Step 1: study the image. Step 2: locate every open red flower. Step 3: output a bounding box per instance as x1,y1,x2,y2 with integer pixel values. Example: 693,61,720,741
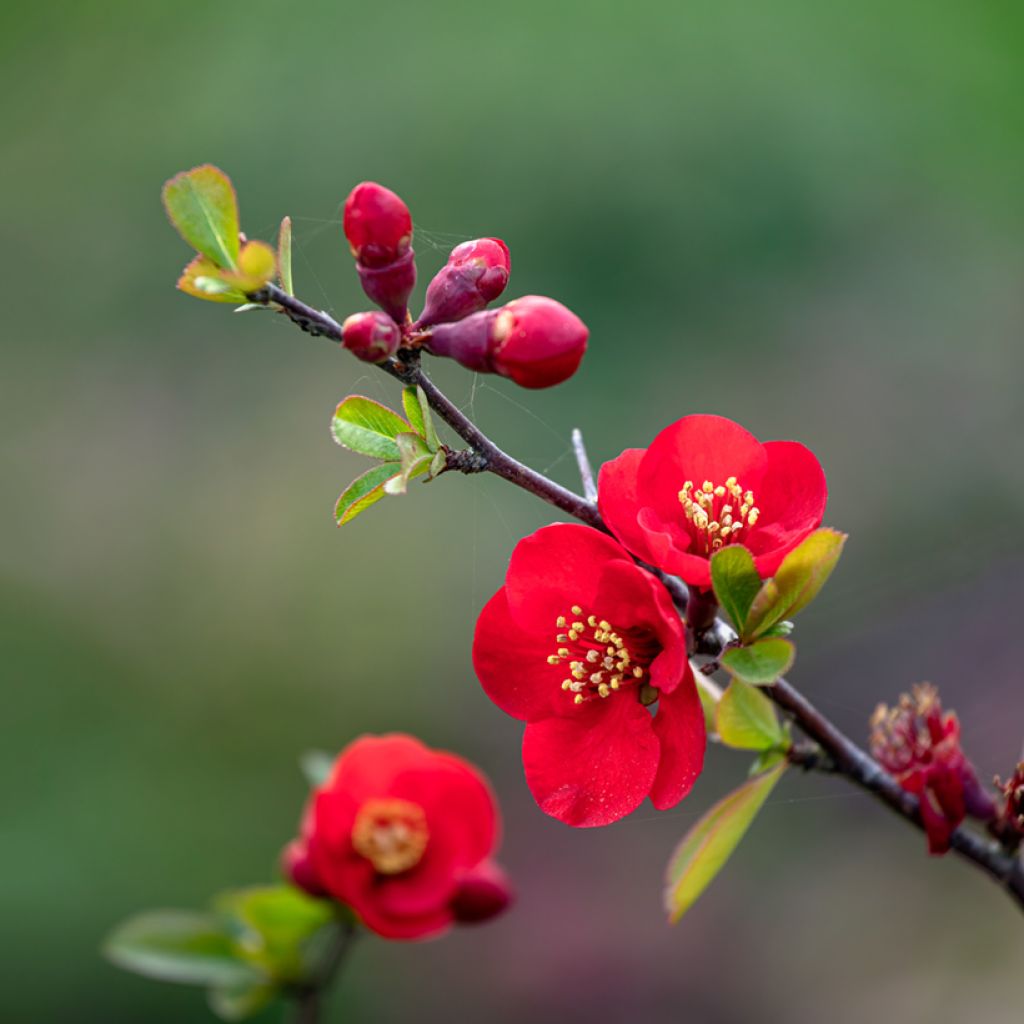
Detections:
282,734,512,939
598,414,827,590
870,685,996,855
472,524,705,827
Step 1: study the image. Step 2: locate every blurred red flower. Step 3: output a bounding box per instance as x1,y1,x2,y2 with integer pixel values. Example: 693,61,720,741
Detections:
473,524,705,827
598,414,827,590
870,684,996,854
283,734,511,939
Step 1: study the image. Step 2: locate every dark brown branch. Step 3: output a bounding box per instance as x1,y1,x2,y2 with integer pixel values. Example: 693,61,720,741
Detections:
254,282,1024,915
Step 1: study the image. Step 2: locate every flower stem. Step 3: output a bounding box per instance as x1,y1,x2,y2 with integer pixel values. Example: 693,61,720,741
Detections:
288,918,358,1024
253,281,1024,916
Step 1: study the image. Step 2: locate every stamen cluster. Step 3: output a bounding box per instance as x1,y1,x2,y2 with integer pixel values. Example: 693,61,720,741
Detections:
678,477,760,554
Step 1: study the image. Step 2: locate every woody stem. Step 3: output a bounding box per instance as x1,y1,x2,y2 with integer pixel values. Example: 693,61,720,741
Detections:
254,282,1024,915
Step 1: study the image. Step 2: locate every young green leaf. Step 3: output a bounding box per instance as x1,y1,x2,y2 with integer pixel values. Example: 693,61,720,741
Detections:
299,749,334,788
429,448,447,478
749,747,788,777
162,165,240,269
335,462,401,525
694,671,723,738
720,637,795,685
220,240,276,293
746,529,847,638
177,256,248,305
402,386,427,437
331,396,409,460
277,216,293,295
716,678,787,751
208,980,277,1022
383,433,432,496
710,545,762,635
103,910,260,988
664,762,786,923
417,386,439,451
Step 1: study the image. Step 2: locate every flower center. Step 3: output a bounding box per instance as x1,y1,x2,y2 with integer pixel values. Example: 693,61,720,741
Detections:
546,604,659,704
678,477,760,555
351,798,429,875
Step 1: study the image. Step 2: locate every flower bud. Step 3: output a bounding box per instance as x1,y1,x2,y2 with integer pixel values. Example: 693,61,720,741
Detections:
425,295,587,389
417,238,511,327
341,311,401,363
343,182,413,268
281,834,326,897
450,861,514,924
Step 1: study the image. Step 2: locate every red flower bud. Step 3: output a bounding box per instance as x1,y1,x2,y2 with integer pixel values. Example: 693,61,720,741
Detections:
341,311,401,363
343,182,413,268
450,860,514,923
425,295,587,388
417,238,511,327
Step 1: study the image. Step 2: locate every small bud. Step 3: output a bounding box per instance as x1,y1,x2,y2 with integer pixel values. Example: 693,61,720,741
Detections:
341,311,401,363
281,838,327,898
417,238,511,327
450,860,514,924
343,182,413,268
425,295,587,388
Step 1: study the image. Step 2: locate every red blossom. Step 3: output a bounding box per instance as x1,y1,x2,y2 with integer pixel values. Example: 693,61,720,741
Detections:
472,524,705,827
417,237,511,327
870,684,996,855
343,182,413,268
598,414,827,590
282,734,511,939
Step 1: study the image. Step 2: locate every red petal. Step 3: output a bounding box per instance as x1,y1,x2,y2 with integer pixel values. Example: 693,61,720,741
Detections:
473,588,565,722
522,698,659,827
650,669,706,810
637,415,768,527
598,449,659,565
503,523,634,631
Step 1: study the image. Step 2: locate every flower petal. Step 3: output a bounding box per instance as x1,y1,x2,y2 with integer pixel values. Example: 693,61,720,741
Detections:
597,448,659,564
522,698,659,827
650,669,706,810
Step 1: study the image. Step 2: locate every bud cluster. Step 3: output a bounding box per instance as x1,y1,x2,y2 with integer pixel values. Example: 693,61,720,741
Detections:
340,181,588,387
870,684,996,854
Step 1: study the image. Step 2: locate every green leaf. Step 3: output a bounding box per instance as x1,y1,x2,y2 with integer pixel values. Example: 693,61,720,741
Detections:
220,240,276,293
746,529,847,639
693,671,723,737
417,386,439,451
383,432,432,495
710,545,762,635
716,678,787,751
720,637,795,685
278,216,293,295
104,910,260,988
749,747,788,776
215,886,335,985
177,256,247,305
335,462,401,525
299,749,334,788
664,762,786,923
162,165,240,269
758,621,794,639
429,448,447,478
331,396,409,460
402,386,426,437
209,981,277,1021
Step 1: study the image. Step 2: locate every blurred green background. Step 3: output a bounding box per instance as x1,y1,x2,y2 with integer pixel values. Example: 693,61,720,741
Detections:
3,1,1023,1020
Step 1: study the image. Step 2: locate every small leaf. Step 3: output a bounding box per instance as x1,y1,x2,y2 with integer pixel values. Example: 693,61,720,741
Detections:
664,762,785,923
208,981,277,1022
720,637,795,685
749,747,788,776
716,678,787,751
710,545,762,636
162,165,240,269
417,386,439,451
278,216,293,295
335,462,401,525
693,670,723,737
402,386,427,437
383,434,432,495
177,256,247,305
104,910,260,988
331,396,409,460
221,240,276,293
758,621,794,639
746,529,847,638
299,749,334,788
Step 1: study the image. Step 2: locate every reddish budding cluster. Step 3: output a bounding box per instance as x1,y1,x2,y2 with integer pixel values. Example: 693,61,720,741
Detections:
870,684,996,854
340,182,588,388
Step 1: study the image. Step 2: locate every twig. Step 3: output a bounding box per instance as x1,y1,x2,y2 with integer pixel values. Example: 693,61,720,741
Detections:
288,918,358,1024
254,281,1024,914
571,428,598,502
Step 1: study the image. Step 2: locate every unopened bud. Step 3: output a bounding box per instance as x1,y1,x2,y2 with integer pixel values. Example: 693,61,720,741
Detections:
343,182,412,267
450,860,514,924
417,238,510,327
341,311,401,363
425,295,587,389
281,838,327,898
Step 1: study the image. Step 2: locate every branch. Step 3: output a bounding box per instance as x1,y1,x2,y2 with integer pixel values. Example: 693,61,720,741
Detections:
255,282,1024,914
288,918,357,1024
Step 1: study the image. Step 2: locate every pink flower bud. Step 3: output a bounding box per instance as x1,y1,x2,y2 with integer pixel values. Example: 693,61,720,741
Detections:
281,837,327,898
450,861,514,924
343,182,413,268
417,238,511,327
425,295,587,389
341,311,401,363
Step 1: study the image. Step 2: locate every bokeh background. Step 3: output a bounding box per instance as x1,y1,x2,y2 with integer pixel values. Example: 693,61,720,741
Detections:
4,2,1023,1021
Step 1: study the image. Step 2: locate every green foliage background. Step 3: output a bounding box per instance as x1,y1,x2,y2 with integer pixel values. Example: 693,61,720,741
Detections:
3,2,1022,1020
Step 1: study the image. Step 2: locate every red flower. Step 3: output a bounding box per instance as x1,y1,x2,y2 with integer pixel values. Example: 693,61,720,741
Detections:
472,524,705,827
598,414,827,590
282,734,512,939
343,182,413,268
870,685,996,855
